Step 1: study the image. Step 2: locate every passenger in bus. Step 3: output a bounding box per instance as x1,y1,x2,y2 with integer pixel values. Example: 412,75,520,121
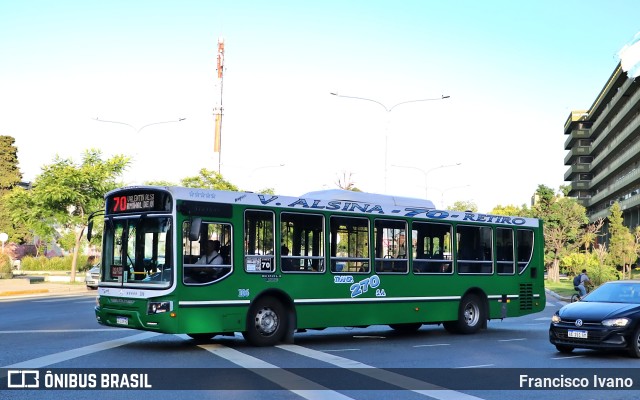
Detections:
281,245,295,271
196,240,223,265
394,232,407,259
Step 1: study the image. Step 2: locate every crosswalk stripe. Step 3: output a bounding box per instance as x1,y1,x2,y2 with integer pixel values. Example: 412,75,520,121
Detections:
199,343,355,400
278,344,486,400
3,331,160,369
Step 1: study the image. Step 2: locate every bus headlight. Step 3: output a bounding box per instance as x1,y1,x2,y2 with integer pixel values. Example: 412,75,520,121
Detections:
147,301,173,315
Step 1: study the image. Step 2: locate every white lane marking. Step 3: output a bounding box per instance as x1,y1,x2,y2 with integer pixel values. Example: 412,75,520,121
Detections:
497,338,526,342
199,343,355,400
3,331,160,369
551,355,585,360
0,328,118,334
31,297,93,303
455,364,495,369
413,344,451,348
278,344,486,400
323,348,360,352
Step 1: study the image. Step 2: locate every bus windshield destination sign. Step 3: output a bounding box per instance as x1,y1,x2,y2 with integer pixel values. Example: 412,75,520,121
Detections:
112,193,155,213
106,190,171,215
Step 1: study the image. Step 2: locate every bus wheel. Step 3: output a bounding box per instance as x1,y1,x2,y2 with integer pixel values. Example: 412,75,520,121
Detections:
444,294,484,334
389,323,422,333
243,297,286,346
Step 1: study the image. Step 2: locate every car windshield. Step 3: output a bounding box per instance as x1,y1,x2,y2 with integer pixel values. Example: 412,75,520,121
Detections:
584,282,640,304
102,216,173,288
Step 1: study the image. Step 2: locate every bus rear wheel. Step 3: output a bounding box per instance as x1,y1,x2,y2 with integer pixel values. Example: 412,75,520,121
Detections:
243,297,287,346
443,293,484,334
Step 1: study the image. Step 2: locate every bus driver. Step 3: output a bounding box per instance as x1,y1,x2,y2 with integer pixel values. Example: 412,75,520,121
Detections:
196,240,224,265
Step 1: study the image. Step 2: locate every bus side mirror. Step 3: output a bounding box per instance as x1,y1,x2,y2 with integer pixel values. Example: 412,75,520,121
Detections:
87,220,94,241
189,217,202,241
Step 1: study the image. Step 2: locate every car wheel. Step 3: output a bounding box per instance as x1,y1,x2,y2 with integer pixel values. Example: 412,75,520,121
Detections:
627,327,640,358
242,297,287,346
555,344,574,354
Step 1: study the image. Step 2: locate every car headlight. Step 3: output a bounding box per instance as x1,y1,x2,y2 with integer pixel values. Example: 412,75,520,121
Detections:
551,314,562,324
602,318,630,327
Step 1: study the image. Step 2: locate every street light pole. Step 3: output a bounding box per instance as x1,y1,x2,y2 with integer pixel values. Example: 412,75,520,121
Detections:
330,93,450,192
93,117,186,133
431,184,471,209
392,162,461,199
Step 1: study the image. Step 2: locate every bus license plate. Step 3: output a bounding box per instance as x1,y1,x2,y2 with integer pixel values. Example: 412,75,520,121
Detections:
568,330,587,339
116,316,128,326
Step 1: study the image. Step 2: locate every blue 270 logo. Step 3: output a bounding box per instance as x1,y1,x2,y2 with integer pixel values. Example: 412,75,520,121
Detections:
350,275,381,298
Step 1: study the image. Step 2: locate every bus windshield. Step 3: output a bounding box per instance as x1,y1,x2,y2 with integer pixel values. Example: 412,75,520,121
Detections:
102,216,173,288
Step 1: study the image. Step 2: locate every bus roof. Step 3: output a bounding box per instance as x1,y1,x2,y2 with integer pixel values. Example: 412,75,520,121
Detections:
108,186,540,228
301,189,436,209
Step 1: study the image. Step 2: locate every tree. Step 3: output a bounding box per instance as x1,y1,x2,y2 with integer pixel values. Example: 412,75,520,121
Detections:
180,168,239,191
578,218,604,253
0,136,29,243
5,149,129,281
608,202,637,279
448,200,477,212
335,171,361,192
531,185,588,283
489,204,531,217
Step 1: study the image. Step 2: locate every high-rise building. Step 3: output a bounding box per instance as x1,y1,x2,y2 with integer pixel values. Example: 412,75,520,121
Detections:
564,63,640,235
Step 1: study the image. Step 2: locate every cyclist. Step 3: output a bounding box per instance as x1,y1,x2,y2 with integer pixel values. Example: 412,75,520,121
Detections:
573,269,592,300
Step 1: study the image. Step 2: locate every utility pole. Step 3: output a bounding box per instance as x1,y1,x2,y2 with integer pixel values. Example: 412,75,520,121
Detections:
214,37,225,173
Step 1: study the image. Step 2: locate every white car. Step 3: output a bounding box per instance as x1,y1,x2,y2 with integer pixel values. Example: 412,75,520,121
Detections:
85,265,100,289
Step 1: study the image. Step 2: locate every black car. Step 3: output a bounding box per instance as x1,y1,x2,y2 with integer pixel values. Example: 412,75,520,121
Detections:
549,280,640,358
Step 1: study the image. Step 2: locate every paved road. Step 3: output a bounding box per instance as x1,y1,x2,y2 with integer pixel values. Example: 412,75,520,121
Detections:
2,291,640,400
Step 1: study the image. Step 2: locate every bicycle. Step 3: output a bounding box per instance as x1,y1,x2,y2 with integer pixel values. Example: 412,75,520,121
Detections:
570,285,591,303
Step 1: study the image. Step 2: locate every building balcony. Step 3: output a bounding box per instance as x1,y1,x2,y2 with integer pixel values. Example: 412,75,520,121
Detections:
564,146,591,165
591,80,640,154
564,128,592,149
583,168,640,208
588,139,640,188
588,70,630,139
588,192,640,222
564,164,591,181
590,114,640,172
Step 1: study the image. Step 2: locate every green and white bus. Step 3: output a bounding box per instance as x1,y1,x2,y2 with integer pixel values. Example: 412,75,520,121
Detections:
90,186,545,346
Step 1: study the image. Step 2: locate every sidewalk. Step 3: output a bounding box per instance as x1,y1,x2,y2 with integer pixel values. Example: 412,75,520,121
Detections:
0,276,92,299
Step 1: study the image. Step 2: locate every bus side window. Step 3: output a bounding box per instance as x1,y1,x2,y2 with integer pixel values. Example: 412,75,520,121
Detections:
411,222,452,274
516,229,534,273
456,225,493,274
244,210,275,273
280,212,325,273
330,216,369,273
182,221,233,285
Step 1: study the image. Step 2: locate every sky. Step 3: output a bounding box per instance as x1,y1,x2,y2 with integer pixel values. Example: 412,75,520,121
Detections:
1,0,639,213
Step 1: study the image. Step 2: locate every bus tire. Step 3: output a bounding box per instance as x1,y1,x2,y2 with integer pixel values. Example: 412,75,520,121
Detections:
389,323,422,333
243,297,286,346
444,293,484,334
